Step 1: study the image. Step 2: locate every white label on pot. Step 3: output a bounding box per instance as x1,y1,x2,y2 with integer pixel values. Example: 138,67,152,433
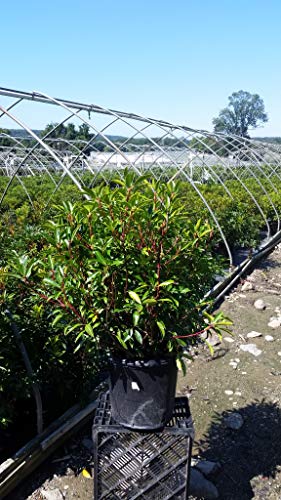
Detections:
131,381,140,391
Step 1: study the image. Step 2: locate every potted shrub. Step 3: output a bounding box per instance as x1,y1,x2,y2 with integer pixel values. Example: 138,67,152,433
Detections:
10,172,231,430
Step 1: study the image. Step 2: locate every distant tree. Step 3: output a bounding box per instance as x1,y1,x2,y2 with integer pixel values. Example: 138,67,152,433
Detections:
40,123,63,140
0,128,13,148
77,123,91,141
40,122,94,152
65,123,77,141
189,136,216,153
213,90,268,138
189,134,238,157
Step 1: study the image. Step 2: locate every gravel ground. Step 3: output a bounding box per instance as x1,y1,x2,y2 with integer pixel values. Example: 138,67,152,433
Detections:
5,245,281,499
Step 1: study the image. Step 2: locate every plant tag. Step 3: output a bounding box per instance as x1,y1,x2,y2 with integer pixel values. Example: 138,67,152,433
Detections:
131,381,140,391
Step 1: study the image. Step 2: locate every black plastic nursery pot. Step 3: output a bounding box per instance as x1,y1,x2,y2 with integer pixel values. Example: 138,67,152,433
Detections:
109,357,178,431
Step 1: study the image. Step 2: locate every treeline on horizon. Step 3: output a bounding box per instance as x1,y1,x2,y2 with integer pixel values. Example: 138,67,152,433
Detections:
0,124,189,151
0,124,280,155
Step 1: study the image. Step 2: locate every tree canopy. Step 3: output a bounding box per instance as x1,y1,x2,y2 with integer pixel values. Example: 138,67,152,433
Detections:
213,90,268,138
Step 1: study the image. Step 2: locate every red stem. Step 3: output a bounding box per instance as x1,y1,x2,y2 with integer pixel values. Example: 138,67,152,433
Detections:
174,323,214,339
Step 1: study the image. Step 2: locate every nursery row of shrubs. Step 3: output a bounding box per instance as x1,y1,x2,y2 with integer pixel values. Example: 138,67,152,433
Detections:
1,167,281,258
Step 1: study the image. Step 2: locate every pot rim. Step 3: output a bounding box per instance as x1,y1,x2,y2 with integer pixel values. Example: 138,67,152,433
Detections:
110,356,177,368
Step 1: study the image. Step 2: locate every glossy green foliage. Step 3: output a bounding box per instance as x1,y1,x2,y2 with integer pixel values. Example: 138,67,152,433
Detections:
8,173,231,364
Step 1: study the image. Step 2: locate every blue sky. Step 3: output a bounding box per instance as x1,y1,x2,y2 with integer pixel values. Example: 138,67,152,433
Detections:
1,0,281,136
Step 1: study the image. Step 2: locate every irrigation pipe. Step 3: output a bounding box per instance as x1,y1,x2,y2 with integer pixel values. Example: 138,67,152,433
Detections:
206,230,281,306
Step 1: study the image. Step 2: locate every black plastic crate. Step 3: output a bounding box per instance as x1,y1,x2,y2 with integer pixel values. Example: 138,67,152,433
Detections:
92,391,194,499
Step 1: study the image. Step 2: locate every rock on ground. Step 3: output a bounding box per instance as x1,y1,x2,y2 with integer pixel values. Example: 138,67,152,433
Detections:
241,281,254,291
41,489,64,500
268,317,281,328
247,331,263,338
254,299,266,310
224,412,244,430
239,344,262,356
265,335,274,342
189,468,219,499
194,459,221,477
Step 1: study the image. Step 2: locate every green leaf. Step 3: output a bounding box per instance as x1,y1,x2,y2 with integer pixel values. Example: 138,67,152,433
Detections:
133,311,140,326
156,320,166,338
43,278,62,289
205,340,214,356
74,342,83,353
203,311,214,322
158,298,174,304
48,255,54,269
52,313,64,327
141,247,150,256
116,332,128,350
158,280,175,287
143,298,157,305
85,323,94,336
175,338,187,347
112,259,123,266
176,357,187,376
128,291,142,304
134,330,143,344
66,323,82,334
26,261,40,278
95,251,107,266
167,340,173,352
